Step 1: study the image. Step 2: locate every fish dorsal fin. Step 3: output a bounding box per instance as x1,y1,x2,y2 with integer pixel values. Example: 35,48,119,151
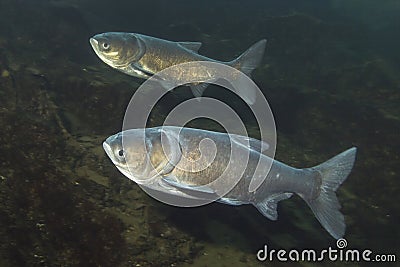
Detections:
230,134,270,153
178,42,202,53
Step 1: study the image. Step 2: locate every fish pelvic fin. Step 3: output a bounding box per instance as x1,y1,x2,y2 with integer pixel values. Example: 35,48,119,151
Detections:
190,83,209,98
229,39,267,77
303,147,357,239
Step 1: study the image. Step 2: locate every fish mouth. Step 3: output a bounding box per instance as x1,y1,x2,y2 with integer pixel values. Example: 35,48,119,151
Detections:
89,37,99,48
103,141,133,178
102,141,125,169
102,141,149,184
102,141,124,168
89,37,105,60
102,141,113,160
89,37,124,68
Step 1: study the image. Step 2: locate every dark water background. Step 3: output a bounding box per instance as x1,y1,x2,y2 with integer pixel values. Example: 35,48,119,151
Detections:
0,0,399,266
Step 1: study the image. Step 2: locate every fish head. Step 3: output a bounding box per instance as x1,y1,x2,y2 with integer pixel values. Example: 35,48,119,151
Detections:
103,129,152,183
103,128,182,184
90,32,145,69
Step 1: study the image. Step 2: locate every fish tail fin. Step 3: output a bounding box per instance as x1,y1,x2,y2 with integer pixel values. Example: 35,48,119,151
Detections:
225,39,266,105
302,147,357,239
229,39,267,77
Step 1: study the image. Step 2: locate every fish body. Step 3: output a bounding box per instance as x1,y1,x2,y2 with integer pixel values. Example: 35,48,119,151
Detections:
103,126,357,239
90,33,267,104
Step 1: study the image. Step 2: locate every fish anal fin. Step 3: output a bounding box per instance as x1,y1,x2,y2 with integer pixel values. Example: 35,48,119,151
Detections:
254,193,293,220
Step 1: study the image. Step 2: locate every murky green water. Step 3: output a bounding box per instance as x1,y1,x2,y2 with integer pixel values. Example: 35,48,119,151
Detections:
0,0,398,266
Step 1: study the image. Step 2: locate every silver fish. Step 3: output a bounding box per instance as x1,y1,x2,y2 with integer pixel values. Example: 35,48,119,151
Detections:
90,32,267,104
103,126,357,239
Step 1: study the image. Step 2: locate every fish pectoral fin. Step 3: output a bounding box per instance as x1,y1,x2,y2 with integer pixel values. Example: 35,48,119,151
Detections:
178,41,202,53
230,134,270,153
127,63,152,79
254,193,293,220
162,176,215,194
190,83,209,98
218,197,246,206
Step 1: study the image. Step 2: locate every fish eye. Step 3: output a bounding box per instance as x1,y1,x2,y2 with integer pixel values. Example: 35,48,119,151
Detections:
118,149,124,157
102,42,110,50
